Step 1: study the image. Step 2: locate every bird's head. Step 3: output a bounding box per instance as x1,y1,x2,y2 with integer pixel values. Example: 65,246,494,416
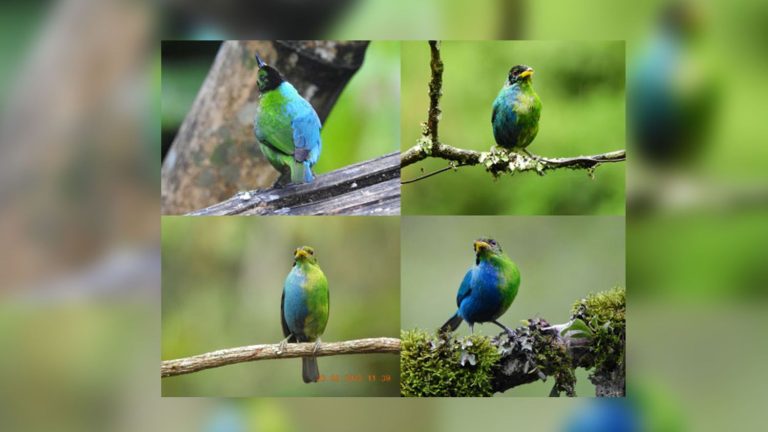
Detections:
255,53,284,93
507,65,534,86
474,237,503,263
294,246,318,265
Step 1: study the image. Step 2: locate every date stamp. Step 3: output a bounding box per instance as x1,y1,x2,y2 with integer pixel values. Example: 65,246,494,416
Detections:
316,374,393,383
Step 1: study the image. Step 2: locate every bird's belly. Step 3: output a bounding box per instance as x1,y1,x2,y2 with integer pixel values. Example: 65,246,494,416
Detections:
283,285,310,337
459,269,504,323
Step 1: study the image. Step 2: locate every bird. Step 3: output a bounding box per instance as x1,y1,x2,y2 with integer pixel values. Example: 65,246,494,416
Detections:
491,65,542,158
440,238,521,335
280,246,329,383
628,2,715,166
253,53,322,186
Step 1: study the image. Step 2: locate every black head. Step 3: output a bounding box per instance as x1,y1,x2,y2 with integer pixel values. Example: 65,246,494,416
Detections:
255,53,284,93
474,237,503,263
507,65,534,85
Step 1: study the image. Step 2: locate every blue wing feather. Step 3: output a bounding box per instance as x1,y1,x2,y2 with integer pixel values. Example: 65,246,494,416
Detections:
277,83,321,183
455,269,473,308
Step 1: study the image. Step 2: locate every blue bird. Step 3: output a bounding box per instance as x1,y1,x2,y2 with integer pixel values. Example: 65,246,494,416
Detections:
441,238,521,335
628,2,715,165
253,54,322,186
492,65,542,158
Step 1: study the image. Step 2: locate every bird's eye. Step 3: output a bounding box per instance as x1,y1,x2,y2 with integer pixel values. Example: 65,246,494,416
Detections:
490,240,496,245
309,250,314,255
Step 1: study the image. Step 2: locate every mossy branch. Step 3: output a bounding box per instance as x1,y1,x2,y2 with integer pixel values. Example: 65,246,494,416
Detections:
401,287,625,397
162,337,400,378
400,40,626,183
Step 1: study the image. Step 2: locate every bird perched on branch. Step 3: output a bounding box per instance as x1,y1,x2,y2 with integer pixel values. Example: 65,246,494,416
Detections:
254,53,322,186
441,238,521,335
280,246,329,383
492,65,542,158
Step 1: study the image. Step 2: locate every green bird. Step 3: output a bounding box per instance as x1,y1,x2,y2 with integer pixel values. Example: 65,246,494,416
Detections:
492,65,542,157
280,246,329,383
253,54,322,186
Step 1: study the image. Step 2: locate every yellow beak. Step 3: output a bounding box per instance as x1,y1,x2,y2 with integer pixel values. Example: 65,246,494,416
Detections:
294,249,310,260
518,68,534,79
474,241,491,253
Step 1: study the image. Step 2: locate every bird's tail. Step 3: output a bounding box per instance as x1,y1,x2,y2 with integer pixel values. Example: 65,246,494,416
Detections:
440,312,463,333
291,161,315,184
302,356,319,383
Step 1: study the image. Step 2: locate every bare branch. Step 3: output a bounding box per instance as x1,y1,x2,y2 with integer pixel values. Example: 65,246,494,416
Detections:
426,40,444,144
187,152,400,216
400,40,626,182
162,337,401,378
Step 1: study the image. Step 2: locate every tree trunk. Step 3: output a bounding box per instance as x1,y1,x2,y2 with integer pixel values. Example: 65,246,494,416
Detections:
161,40,369,214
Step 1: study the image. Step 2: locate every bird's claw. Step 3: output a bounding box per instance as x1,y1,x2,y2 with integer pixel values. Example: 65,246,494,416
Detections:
277,337,290,354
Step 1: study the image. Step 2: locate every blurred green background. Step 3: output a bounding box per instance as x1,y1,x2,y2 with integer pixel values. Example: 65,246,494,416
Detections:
160,41,400,174
161,217,400,396
401,216,625,396
3,0,768,430
401,41,626,215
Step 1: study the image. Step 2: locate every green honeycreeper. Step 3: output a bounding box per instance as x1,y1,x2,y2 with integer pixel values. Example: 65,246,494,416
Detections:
492,65,542,157
280,246,329,383
253,54,322,186
441,238,521,335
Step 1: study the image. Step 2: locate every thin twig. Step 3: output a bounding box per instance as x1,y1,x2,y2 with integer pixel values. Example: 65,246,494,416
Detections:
161,337,400,378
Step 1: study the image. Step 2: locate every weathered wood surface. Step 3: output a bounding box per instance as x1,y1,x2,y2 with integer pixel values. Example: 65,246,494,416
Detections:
187,151,400,216
161,40,369,214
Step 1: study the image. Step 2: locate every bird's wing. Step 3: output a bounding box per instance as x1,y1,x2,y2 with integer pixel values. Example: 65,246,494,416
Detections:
280,289,293,339
455,269,473,307
290,99,322,165
254,105,296,157
492,100,499,125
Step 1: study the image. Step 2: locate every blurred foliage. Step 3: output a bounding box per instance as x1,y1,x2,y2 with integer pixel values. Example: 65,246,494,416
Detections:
401,216,625,396
629,211,768,301
160,41,400,173
161,217,400,396
0,1,47,104
317,41,400,173
401,41,626,215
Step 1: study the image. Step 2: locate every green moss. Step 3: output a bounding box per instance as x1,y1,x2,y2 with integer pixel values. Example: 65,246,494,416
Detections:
400,329,500,397
571,286,626,378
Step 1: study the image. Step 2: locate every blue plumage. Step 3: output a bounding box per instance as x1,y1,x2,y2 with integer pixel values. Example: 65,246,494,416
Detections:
254,54,322,186
282,267,310,335
491,65,541,154
455,260,504,326
441,238,521,335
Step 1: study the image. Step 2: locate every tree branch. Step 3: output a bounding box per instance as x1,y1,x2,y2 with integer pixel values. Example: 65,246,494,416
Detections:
401,287,625,397
400,40,626,182
162,337,400,378
186,152,400,216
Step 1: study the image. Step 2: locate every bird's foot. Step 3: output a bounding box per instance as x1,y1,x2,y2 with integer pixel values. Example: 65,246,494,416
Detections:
521,149,540,161
277,336,291,354
312,338,322,355
492,320,515,338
